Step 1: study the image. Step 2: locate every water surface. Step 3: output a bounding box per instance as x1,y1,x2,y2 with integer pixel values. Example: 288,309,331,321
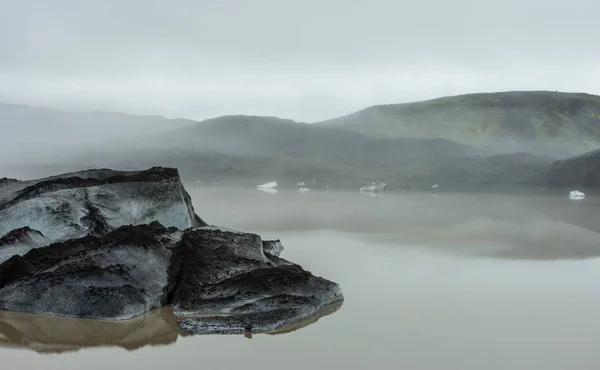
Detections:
3,189,600,369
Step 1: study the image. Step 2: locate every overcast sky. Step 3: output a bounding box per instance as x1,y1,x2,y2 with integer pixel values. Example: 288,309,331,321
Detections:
1,0,599,122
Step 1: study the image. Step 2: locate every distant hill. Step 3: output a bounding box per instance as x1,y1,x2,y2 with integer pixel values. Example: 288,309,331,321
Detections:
547,148,600,187
11,114,558,192
4,100,600,192
320,91,600,156
0,103,193,163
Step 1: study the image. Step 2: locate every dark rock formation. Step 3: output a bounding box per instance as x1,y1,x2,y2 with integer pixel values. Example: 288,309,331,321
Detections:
0,177,18,185
0,167,342,334
0,227,44,247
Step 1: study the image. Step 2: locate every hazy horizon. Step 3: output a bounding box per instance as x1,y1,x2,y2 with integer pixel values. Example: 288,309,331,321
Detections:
3,89,596,124
2,0,599,122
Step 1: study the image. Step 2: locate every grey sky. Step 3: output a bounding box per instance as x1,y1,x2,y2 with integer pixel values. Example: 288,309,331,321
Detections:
1,0,599,122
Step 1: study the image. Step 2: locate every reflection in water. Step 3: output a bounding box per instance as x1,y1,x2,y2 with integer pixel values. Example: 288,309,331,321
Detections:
0,303,342,353
191,188,600,260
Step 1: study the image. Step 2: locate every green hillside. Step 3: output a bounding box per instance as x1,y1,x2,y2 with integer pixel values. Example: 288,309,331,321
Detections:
321,91,600,156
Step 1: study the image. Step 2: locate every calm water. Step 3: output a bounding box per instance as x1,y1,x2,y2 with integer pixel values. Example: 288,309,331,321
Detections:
3,188,600,369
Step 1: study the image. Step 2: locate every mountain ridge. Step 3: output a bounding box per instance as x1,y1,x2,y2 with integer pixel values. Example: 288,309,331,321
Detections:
319,91,600,156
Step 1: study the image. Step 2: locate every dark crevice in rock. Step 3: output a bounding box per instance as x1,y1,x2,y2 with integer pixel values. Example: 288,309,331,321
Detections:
0,255,36,288
80,189,111,236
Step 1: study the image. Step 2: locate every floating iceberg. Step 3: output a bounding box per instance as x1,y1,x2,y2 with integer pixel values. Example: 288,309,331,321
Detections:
297,182,305,186
432,184,439,188
298,188,310,193
0,167,343,326
257,181,278,194
257,181,278,189
569,190,585,200
359,182,387,193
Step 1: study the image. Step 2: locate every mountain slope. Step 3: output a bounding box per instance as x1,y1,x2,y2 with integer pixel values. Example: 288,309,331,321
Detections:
3,103,599,192
321,91,600,156
547,148,600,187
13,115,555,192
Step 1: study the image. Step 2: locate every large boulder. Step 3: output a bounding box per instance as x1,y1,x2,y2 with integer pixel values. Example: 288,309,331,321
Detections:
0,167,206,260
0,167,342,334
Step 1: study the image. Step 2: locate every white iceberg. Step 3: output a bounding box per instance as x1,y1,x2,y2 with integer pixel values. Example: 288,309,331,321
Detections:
569,190,585,200
432,184,439,188
257,181,278,189
359,182,387,193
297,182,305,186
298,188,310,193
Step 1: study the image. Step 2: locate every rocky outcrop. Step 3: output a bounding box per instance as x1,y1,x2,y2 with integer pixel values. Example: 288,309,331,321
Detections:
0,177,18,185
0,167,342,334
0,167,206,245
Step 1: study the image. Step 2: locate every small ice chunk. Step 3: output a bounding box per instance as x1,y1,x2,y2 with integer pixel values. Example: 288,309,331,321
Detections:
297,182,305,186
432,184,439,188
569,190,585,200
257,181,278,189
298,188,310,193
359,182,387,192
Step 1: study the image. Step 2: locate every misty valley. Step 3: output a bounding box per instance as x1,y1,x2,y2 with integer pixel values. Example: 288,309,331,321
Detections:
2,91,600,370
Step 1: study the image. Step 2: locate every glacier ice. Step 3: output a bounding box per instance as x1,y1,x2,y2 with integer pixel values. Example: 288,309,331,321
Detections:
0,167,343,328
298,188,310,193
359,182,387,192
257,181,278,189
569,190,585,200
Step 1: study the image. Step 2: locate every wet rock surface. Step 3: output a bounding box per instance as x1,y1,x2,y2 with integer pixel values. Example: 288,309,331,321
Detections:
0,167,343,333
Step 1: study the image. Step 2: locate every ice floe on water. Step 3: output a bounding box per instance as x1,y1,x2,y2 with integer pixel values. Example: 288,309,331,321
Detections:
257,181,278,189
569,190,585,200
257,181,278,194
359,182,387,193
298,188,310,193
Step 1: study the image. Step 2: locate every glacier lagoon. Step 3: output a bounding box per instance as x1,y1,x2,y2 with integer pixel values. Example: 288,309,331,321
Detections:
2,188,600,369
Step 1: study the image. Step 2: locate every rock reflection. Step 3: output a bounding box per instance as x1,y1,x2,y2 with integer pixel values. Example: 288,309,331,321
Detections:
0,303,342,353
